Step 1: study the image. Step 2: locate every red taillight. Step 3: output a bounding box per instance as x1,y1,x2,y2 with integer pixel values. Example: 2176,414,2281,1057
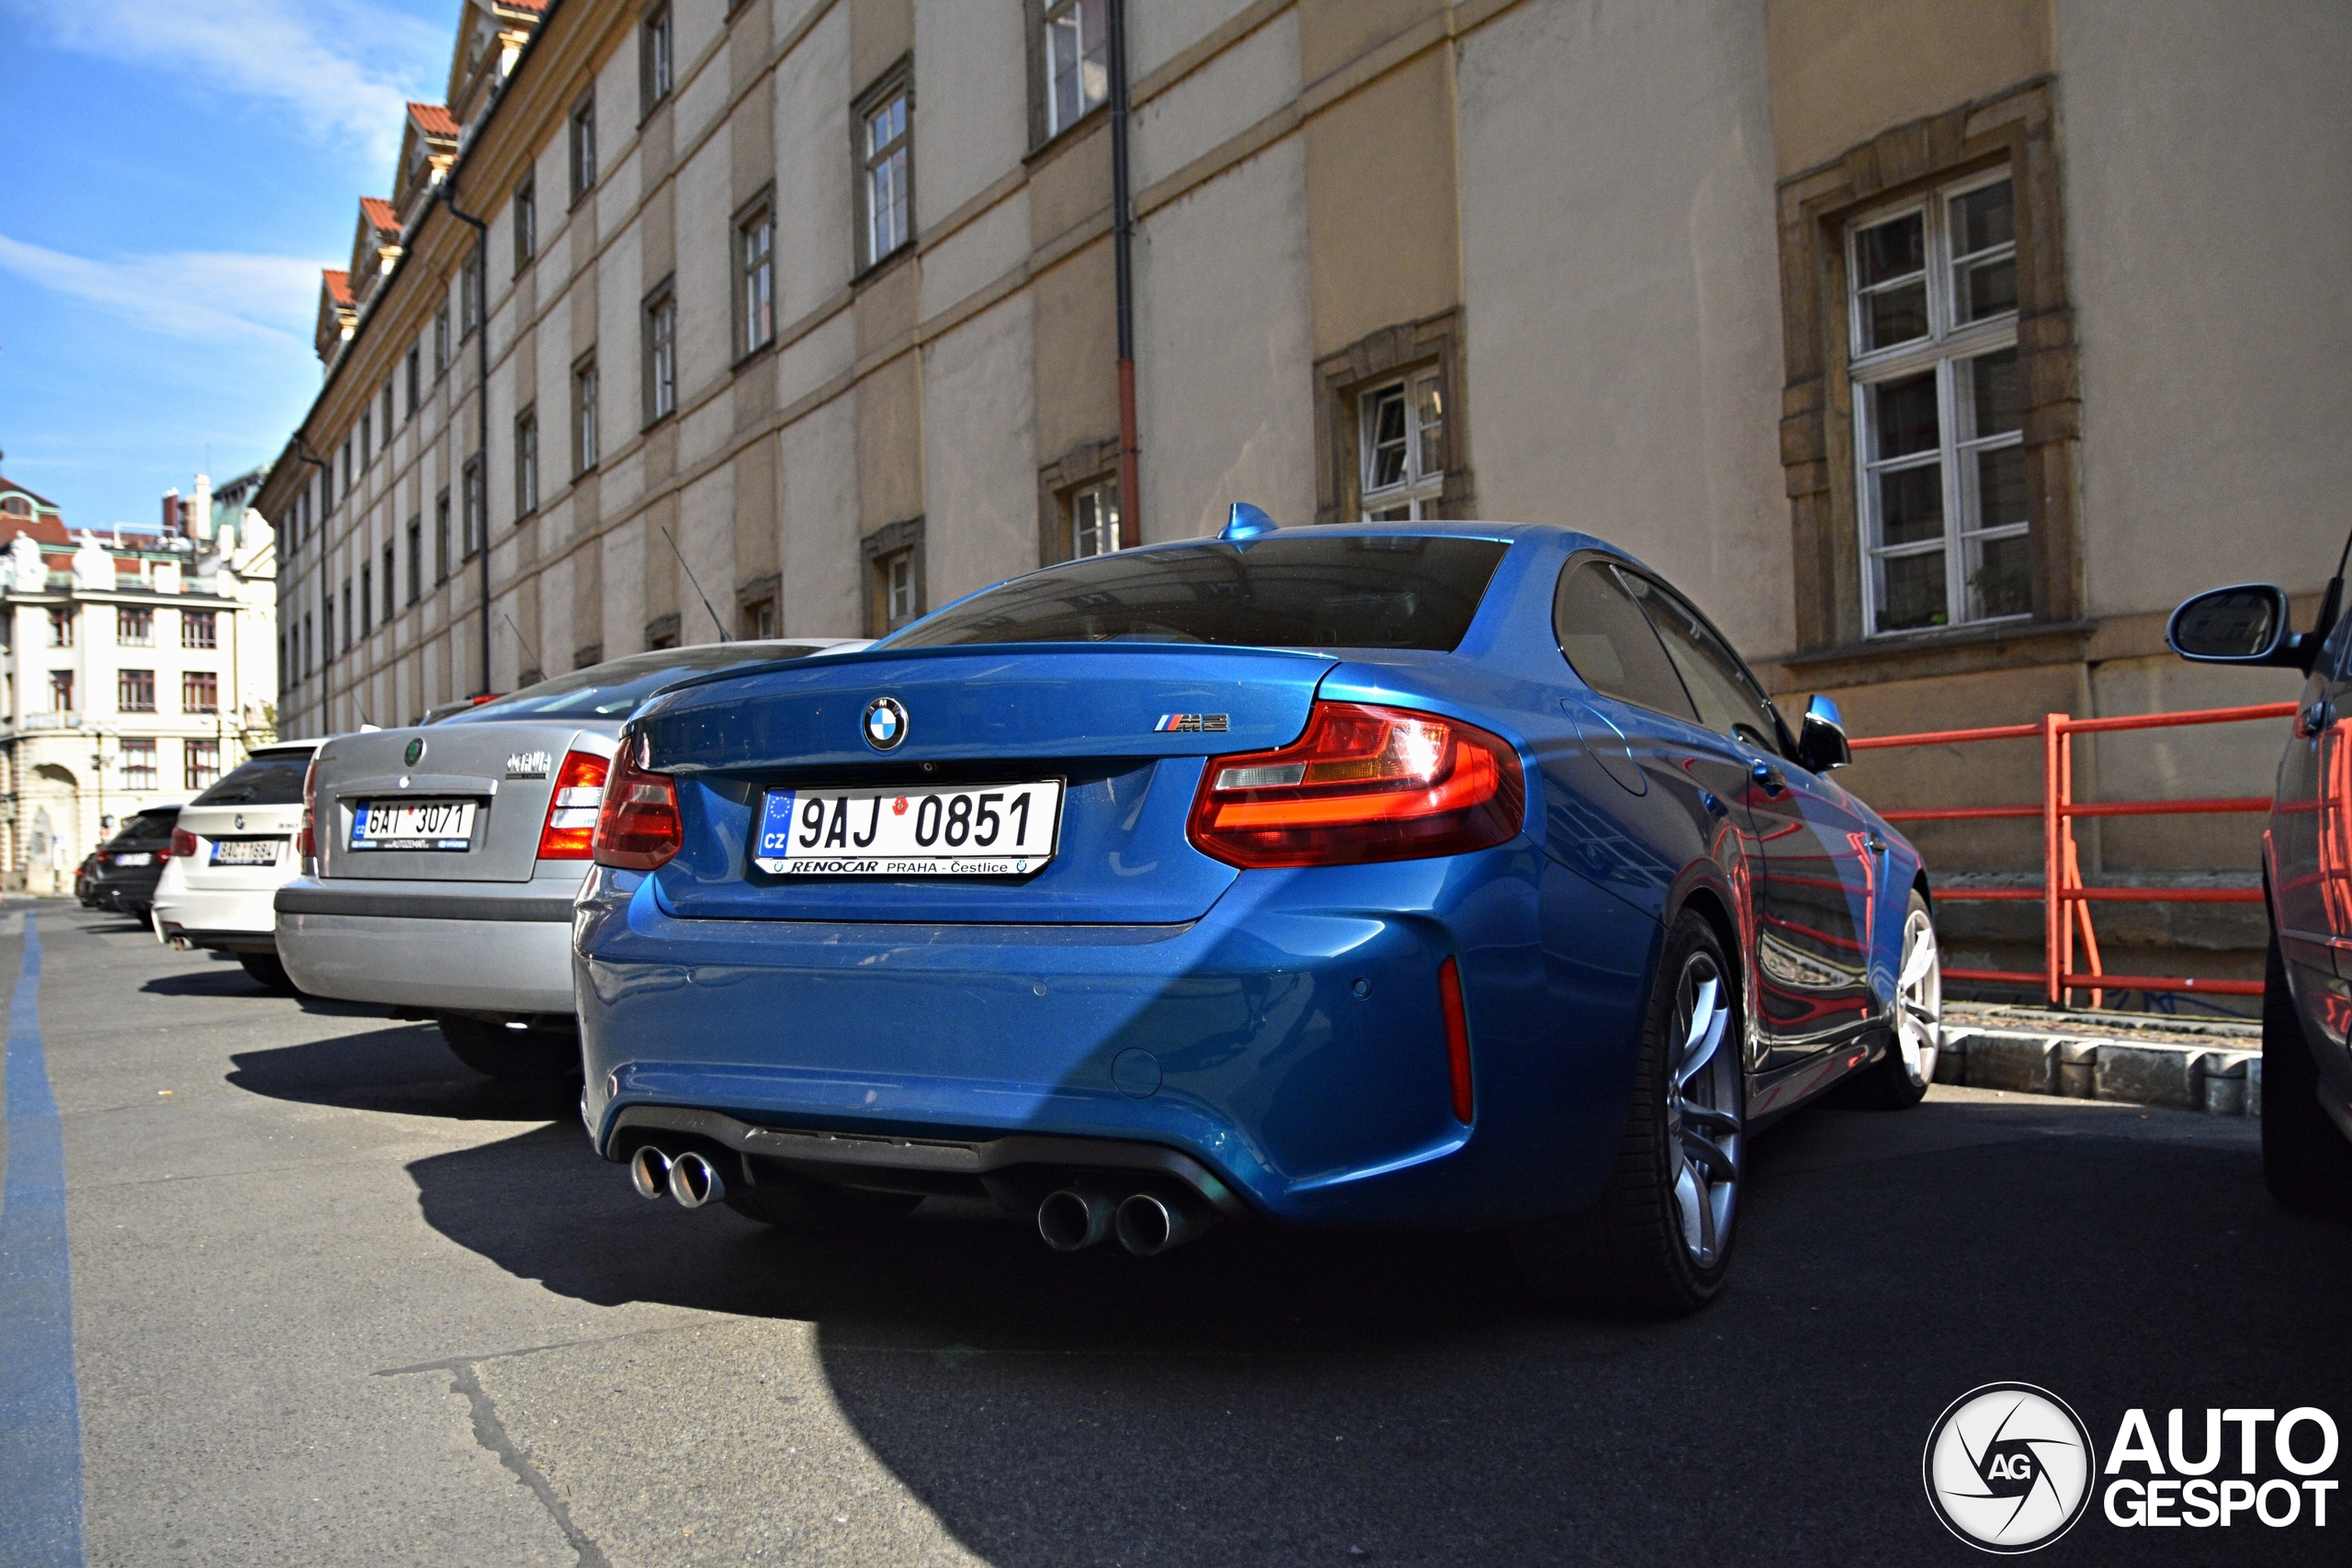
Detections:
537,750,611,861
295,755,318,860
1185,702,1525,868
168,829,198,860
1437,955,1474,1123
591,739,681,871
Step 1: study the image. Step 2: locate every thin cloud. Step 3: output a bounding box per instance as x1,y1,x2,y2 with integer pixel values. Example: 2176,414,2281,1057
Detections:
15,0,448,171
0,231,318,345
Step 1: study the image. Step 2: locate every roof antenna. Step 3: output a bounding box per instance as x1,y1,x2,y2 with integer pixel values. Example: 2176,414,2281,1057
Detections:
502,611,543,678
1220,502,1277,541
661,526,731,642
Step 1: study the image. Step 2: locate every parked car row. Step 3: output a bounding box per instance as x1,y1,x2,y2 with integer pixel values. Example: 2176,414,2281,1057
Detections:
86,515,1984,1314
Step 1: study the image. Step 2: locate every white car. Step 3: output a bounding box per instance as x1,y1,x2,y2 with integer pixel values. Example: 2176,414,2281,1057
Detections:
153,739,323,991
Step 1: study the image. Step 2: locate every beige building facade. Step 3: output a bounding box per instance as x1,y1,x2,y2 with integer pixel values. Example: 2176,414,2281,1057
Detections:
260,0,2350,990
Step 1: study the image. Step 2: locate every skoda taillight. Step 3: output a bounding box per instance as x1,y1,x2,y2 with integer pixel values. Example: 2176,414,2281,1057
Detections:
591,739,681,871
295,754,319,860
537,750,612,861
1186,702,1524,869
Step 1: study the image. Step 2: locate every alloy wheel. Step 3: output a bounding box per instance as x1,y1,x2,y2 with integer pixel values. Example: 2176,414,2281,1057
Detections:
1666,951,1742,1269
1894,906,1942,1089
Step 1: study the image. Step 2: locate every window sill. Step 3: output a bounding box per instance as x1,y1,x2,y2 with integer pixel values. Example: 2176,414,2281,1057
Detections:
730,337,775,375
852,243,915,293
1771,617,2094,689
1025,102,1109,168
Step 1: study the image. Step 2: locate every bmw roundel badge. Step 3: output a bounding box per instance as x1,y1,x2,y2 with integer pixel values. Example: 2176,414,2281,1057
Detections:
863,696,909,751
403,738,425,766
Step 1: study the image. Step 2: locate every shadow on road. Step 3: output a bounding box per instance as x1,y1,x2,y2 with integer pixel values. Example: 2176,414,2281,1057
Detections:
227,1028,583,1122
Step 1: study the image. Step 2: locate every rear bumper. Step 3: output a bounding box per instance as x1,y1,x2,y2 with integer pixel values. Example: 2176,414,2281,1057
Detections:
276,875,582,1013
574,850,1659,1229
153,885,280,949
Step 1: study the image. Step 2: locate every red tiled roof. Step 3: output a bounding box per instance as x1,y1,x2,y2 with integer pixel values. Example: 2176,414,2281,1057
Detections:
0,475,59,512
408,101,460,139
502,0,549,14
322,269,353,306
359,197,400,232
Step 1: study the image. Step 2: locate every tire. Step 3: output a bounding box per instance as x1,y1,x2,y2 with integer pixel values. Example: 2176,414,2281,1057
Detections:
2260,934,2352,1217
1513,908,1744,1315
722,1165,924,1231
238,952,300,994
437,1016,583,1083
1834,890,1940,1111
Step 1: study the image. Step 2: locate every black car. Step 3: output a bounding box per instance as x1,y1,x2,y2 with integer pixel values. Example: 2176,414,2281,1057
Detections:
2169,556,2352,1216
87,805,181,923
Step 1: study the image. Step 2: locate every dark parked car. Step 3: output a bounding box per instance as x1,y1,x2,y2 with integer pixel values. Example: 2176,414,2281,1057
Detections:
2170,568,2352,1215
86,805,182,923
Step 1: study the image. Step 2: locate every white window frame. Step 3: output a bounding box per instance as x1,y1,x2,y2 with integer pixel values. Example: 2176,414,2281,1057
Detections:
646,287,677,422
1358,368,1445,521
739,207,775,355
861,83,911,267
1848,168,2024,637
885,551,915,626
1069,479,1120,558
573,355,600,474
1044,0,1110,137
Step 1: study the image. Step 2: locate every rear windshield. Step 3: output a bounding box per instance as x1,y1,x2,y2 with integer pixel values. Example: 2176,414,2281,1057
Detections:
191,753,311,807
122,810,177,842
435,643,834,725
888,536,1510,651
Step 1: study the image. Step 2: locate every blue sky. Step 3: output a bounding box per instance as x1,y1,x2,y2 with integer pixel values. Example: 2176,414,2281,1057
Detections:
0,0,461,530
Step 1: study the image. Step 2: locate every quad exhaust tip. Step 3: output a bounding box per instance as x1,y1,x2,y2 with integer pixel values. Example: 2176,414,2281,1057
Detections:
628,1145,672,1200
1036,1185,1216,1256
667,1150,726,1209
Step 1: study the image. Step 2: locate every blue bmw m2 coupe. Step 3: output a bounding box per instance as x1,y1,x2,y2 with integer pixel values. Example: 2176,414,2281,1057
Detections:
573,515,1942,1314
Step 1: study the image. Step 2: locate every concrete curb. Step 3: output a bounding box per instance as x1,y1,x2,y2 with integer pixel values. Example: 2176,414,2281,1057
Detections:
1934,1027,2262,1117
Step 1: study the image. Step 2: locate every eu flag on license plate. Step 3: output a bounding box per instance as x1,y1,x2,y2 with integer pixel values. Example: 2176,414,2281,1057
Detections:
757,790,798,858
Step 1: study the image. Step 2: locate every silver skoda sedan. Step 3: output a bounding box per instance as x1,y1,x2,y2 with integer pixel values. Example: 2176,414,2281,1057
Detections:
276,640,857,1079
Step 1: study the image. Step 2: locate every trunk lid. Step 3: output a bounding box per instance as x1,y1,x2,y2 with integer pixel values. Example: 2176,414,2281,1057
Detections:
639,645,1336,923
314,722,610,883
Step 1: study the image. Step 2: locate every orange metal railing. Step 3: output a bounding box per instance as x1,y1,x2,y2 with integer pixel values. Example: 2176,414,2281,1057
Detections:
1849,702,2298,1007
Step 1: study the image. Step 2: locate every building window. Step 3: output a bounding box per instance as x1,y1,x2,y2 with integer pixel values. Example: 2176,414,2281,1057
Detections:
360,563,373,635
49,671,74,712
1044,0,1110,136
736,200,775,356
515,406,539,516
120,739,156,792
360,410,373,468
184,740,220,792
1359,370,1446,521
382,380,394,440
119,668,155,714
382,543,396,622
641,4,673,114
573,353,600,473
435,301,450,372
340,581,352,649
182,609,218,649
884,553,916,626
406,516,423,604
861,517,925,636
1849,173,2023,635
513,177,537,272
859,73,912,267
644,279,677,423
570,91,598,202
183,671,219,714
460,249,484,336
741,597,778,640
1070,479,1120,558
406,344,422,415
302,613,313,677
435,488,452,580
462,458,485,558
46,608,73,647
116,606,153,647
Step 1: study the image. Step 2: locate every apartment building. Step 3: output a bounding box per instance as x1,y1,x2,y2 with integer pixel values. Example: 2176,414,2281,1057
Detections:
0,471,279,888
259,0,2348,987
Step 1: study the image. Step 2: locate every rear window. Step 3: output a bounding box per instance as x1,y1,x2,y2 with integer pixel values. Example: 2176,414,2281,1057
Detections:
124,810,177,841
888,536,1510,651
191,753,311,807
435,643,834,725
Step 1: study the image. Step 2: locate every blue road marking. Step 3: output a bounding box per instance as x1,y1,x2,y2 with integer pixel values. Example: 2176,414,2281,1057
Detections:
0,910,85,1568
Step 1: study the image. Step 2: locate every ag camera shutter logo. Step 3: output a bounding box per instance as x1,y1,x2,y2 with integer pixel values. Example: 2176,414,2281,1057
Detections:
1923,1383,2096,1553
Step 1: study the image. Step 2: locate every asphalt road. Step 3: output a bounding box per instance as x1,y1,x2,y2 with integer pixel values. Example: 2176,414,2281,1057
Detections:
6,898,2349,1567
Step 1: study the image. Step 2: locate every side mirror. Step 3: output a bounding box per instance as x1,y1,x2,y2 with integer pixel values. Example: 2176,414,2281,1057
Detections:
2165,583,2312,670
1796,694,1851,773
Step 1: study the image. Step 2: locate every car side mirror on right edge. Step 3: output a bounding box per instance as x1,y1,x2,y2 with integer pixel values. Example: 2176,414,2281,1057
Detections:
2166,583,2316,671
1795,694,1851,773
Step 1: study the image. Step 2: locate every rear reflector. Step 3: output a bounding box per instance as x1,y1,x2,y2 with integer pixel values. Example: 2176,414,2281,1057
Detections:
1437,955,1474,1124
1186,701,1524,868
168,829,198,860
591,739,681,871
537,750,612,861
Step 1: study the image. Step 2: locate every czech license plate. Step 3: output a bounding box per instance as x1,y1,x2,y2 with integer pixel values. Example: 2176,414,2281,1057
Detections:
209,840,281,867
754,781,1064,875
349,799,478,852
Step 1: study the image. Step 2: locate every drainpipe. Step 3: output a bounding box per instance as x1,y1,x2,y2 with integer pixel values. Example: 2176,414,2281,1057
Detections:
443,182,494,698
290,437,332,735
1108,0,1139,546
